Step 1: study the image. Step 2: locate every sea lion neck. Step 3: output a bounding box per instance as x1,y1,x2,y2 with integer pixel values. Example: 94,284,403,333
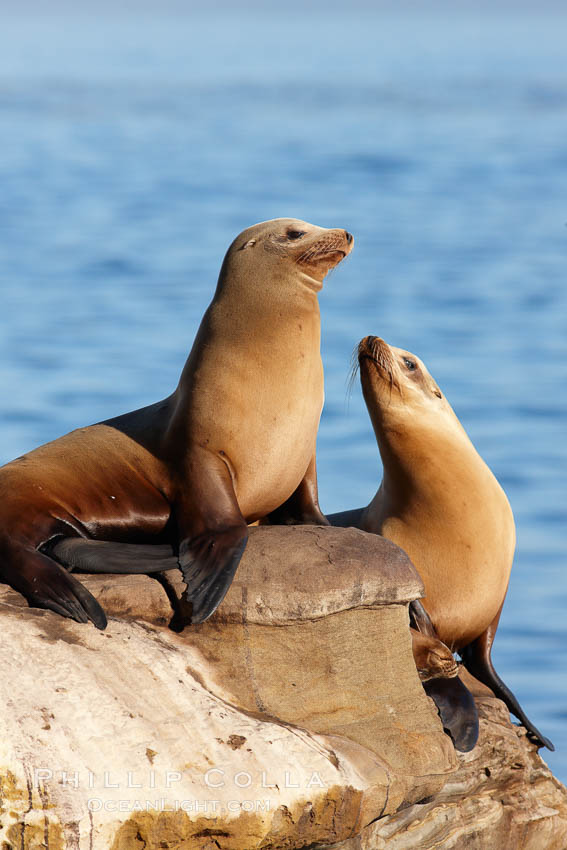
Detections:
296,269,326,293
372,415,481,513
215,266,322,311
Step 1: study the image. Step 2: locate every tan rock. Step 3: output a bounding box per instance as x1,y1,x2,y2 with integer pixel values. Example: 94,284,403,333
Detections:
5,526,564,849
0,526,456,848
323,671,567,850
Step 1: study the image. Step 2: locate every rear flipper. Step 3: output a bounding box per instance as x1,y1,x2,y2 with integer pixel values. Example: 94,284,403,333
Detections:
424,676,479,753
46,529,249,626
43,528,248,626
46,537,178,574
179,525,248,624
2,544,107,629
461,636,554,751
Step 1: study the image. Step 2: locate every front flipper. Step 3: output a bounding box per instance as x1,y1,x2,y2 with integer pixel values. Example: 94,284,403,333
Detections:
461,625,554,751
47,537,178,574
174,449,248,625
179,525,248,624
3,544,107,629
424,676,479,753
265,452,329,526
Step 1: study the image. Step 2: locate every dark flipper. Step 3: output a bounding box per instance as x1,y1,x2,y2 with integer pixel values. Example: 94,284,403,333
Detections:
179,525,248,624
327,507,366,529
409,599,479,751
172,449,250,624
2,544,107,629
461,630,554,751
47,537,178,574
49,449,248,624
410,599,438,638
424,676,479,752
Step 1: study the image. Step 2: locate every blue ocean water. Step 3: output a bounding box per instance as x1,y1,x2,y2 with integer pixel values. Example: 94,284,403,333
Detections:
1,5,566,779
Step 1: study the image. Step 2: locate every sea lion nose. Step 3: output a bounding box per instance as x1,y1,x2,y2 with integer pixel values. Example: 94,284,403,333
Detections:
345,231,353,244
359,335,376,353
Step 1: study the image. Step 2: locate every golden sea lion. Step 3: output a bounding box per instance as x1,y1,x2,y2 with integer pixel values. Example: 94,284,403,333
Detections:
0,219,353,629
329,335,553,750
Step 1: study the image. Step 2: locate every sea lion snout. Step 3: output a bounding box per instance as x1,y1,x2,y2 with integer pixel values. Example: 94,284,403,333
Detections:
306,228,354,258
294,226,354,281
357,337,401,401
358,335,390,364
359,335,378,355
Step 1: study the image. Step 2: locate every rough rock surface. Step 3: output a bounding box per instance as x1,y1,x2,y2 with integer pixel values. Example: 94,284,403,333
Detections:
323,671,567,850
0,526,455,849
1,525,565,849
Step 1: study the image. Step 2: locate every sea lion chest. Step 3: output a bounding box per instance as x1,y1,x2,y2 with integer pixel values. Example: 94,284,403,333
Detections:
186,316,323,521
234,365,323,519
372,448,515,649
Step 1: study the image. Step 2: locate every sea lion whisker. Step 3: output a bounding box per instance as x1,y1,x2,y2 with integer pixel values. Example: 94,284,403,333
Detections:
297,237,346,265
368,339,401,395
296,246,314,263
346,346,360,403
297,247,317,263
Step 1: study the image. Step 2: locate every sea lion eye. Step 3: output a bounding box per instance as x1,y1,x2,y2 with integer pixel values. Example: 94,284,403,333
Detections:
287,230,306,240
403,358,417,371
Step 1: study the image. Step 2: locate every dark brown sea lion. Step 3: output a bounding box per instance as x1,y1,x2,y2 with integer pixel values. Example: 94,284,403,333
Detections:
0,219,353,630
329,335,553,751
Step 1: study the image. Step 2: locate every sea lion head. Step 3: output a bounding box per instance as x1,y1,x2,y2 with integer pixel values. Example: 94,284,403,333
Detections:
218,218,354,298
412,631,459,682
357,336,448,432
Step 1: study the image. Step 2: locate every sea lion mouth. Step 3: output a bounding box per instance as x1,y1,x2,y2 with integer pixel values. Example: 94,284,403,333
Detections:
296,232,352,268
317,248,347,264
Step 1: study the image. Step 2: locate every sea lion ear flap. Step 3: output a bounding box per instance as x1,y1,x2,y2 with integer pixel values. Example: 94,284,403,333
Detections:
239,239,257,251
